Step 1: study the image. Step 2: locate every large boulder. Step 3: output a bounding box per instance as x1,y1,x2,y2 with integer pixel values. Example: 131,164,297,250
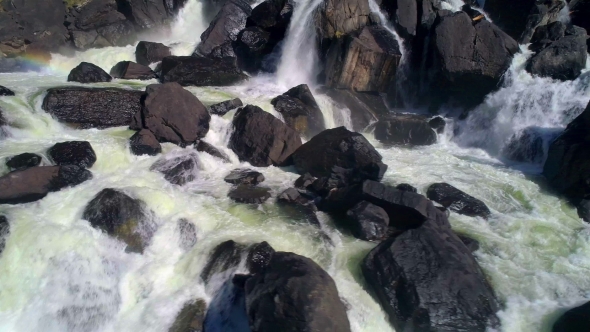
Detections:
377,0,419,40
374,114,438,145
129,129,162,156
244,252,351,332
160,56,248,86
315,0,371,41
48,141,97,169
195,0,252,57
67,62,112,83
543,102,590,203
428,12,519,109
324,26,402,93
42,87,143,129
553,301,590,332
6,153,42,171
271,84,326,138
234,27,272,73
0,165,92,204
136,83,210,145
229,105,302,167
346,200,390,241
110,61,157,80
362,218,500,331
426,183,491,218
82,188,155,253
135,41,171,66
247,0,293,41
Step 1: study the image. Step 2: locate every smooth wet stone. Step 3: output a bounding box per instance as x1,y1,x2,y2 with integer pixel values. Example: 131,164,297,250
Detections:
224,168,265,185
48,141,97,169
5,153,42,170
228,185,271,204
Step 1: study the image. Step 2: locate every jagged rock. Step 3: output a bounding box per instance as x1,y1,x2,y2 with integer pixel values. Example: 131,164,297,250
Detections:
229,105,302,167
426,182,491,218
325,26,402,93
247,241,275,274
277,187,321,227
0,86,14,96
271,84,326,138
195,140,231,162
139,83,210,145
209,98,243,116
6,153,42,171
234,26,272,73
0,215,8,254
48,141,97,169
177,219,197,251
82,188,155,253
169,299,206,332
428,116,446,133
315,0,371,40
228,185,271,204
245,252,351,332
136,41,171,66
375,114,437,145
553,301,590,332
0,165,92,204
42,87,143,129
201,240,248,283
67,62,112,83
224,169,265,185
110,61,157,80
321,88,390,131
196,0,252,57
247,0,292,39
396,183,417,193
151,154,200,186
294,173,316,189
362,218,500,331
346,200,389,241
129,129,161,156
277,187,315,206
160,56,248,86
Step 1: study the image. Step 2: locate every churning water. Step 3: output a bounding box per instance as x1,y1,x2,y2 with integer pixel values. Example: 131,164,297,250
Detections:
0,0,589,332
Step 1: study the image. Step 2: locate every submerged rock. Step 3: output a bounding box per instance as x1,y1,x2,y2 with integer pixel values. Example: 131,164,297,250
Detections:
151,154,200,186
346,200,389,241
0,86,15,96
375,114,438,145
271,84,325,138
129,129,162,156
67,62,112,83
169,299,207,332
553,301,590,332
48,141,97,169
42,87,143,129
426,183,491,218
229,105,302,167
195,140,230,162
136,41,171,66
201,240,248,284
228,185,271,204
396,183,418,193
209,98,243,116
110,61,157,80
5,153,42,171
160,56,248,87
177,219,198,251
0,215,8,254
224,169,265,185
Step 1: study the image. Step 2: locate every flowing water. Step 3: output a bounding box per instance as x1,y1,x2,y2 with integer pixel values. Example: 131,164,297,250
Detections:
1,0,590,332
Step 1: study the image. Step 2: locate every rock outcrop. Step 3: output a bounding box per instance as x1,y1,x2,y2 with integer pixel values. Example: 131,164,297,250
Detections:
315,0,371,41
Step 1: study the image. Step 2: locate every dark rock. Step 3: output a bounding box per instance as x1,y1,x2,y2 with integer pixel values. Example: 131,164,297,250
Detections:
396,183,417,193
67,62,112,83
428,116,446,133
136,41,171,66
0,215,8,254
229,105,302,167
129,129,162,156
110,61,157,80
570,0,590,35
271,84,326,138
247,241,275,274
234,27,272,73
530,21,567,44
377,0,418,40
6,153,42,171
224,169,265,185
503,127,555,163
321,89,389,131
195,140,231,162
277,187,321,227
375,114,437,145
0,86,14,96
346,200,389,241
42,87,143,129
426,183,491,218
294,173,316,189
201,240,247,283
117,0,172,29
458,233,480,252
48,141,97,169
553,301,590,332
196,0,252,57
247,0,292,38
82,188,155,253
362,219,500,331
325,26,402,93
277,187,315,206
315,0,371,40
151,154,200,186
579,199,590,223
245,252,351,332
140,83,210,145
0,166,92,204
209,98,243,116
543,102,590,202
228,185,271,204
203,278,250,332
160,56,248,87
177,219,197,251
169,299,206,332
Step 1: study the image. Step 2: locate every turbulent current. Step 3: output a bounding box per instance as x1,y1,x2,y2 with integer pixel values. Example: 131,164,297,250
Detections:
0,1,589,332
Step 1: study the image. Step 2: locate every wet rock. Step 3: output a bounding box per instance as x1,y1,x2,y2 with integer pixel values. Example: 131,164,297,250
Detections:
271,84,326,138
277,187,315,206
377,0,418,40
117,0,173,30
195,140,231,162
209,98,243,116
0,165,92,204
247,241,275,274
247,0,292,40
151,154,200,186
396,183,417,193
0,86,14,96
277,187,321,227
177,219,198,251
224,169,265,185
315,0,371,40
83,188,155,253
375,114,438,145
110,61,157,80
139,82,210,145
48,141,97,169
228,185,271,204
553,301,590,332
321,88,388,131
201,240,248,284
160,56,248,86
229,105,302,167
324,26,402,93
136,41,171,66
67,62,112,83
203,278,250,332
294,173,316,189
362,218,500,331
544,102,590,203
503,127,556,163
426,182,491,218
234,27,272,73
245,252,351,332
428,116,446,133
42,87,143,129
169,299,206,332
578,199,590,223
0,215,8,254
458,233,480,252
129,129,162,156
570,0,590,37
6,153,42,171
346,200,389,241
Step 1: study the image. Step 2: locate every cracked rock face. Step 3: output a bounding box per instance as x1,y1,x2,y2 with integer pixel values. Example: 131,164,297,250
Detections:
315,0,371,40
